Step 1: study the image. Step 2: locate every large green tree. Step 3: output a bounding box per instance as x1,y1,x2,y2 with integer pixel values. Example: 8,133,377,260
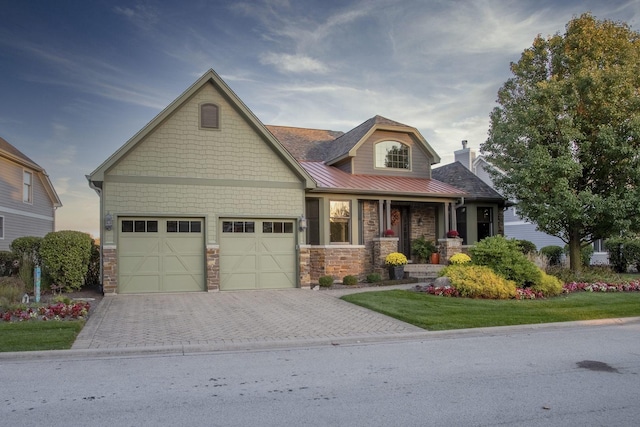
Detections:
481,13,640,272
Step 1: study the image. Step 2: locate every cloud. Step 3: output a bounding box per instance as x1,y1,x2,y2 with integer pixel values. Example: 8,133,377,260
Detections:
260,52,329,73
113,4,159,31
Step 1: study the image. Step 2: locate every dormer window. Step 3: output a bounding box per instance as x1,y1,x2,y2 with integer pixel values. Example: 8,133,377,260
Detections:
375,141,410,169
200,103,219,129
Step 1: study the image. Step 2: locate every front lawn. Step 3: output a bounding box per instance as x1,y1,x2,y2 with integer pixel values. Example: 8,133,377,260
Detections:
341,290,640,330
0,321,85,352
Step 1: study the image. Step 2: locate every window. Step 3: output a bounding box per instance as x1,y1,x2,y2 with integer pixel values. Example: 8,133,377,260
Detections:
167,220,202,233
263,221,294,233
201,103,219,129
222,221,255,233
122,220,158,233
477,207,493,241
330,200,350,243
456,207,467,245
375,141,410,169
23,171,32,203
0,216,4,239
305,198,320,245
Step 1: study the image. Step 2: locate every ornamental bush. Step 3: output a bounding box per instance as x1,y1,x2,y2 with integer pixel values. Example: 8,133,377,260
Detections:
0,251,18,277
540,245,564,266
531,271,563,296
516,239,537,255
342,275,358,286
10,236,43,266
470,235,542,287
40,231,93,292
366,273,382,283
449,253,471,265
318,275,334,287
439,264,516,299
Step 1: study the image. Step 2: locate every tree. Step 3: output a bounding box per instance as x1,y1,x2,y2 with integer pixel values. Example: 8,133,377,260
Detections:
481,13,640,272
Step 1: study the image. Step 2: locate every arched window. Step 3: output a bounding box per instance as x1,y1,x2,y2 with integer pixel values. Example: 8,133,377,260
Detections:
200,103,219,129
375,141,410,169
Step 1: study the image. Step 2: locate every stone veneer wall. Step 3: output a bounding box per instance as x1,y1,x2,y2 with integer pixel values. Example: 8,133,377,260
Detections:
102,246,117,294
206,246,219,291
438,238,463,263
299,245,311,289
373,237,400,279
308,246,367,282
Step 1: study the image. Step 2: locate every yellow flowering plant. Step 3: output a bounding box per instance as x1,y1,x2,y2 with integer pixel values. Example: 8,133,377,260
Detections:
385,252,408,266
449,253,471,265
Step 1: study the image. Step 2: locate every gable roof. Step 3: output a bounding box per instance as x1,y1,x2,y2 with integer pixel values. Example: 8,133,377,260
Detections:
431,161,505,203
88,69,316,188
301,161,466,197
323,115,441,165
0,136,62,207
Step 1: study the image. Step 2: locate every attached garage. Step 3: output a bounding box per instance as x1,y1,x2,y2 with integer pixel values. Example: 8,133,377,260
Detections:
118,218,205,293
219,219,297,290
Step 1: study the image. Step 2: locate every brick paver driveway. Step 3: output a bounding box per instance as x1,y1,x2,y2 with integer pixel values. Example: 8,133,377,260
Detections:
72,289,424,351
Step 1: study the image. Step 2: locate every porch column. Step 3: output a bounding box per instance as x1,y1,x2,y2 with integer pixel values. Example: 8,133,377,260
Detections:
385,199,392,231
444,202,450,232
378,199,384,235
451,202,457,231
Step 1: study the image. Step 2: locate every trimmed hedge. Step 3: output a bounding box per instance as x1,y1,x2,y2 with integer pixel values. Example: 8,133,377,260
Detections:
40,231,93,292
470,235,542,287
318,276,334,287
342,275,358,286
540,245,563,266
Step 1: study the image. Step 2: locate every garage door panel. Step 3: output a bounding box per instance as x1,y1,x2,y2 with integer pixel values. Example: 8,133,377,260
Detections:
119,218,204,293
219,219,296,290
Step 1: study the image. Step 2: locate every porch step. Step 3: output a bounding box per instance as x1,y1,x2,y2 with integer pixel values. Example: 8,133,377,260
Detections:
404,264,445,280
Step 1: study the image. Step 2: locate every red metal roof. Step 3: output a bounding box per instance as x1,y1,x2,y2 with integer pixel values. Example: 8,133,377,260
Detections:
301,162,466,197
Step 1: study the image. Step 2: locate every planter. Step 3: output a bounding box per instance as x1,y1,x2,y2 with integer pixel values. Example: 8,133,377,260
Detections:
388,266,405,280
430,252,440,264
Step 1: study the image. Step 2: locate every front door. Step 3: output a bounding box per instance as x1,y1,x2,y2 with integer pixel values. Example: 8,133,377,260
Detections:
390,206,410,259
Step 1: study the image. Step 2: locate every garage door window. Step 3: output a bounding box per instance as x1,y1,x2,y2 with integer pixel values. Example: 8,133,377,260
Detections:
122,220,158,233
263,221,293,233
222,221,255,233
167,220,202,233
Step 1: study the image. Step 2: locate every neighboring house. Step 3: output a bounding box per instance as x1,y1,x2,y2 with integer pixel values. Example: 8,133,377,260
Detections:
0,137,62,251
452,140,608,264
87,69,506,294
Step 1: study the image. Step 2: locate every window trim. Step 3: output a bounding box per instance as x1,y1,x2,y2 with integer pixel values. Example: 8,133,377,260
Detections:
0,215,4,239
200,102,221,130
374,140,411,171
23,170,33,204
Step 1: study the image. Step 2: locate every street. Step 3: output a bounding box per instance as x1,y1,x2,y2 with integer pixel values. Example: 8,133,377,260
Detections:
1,319,639,426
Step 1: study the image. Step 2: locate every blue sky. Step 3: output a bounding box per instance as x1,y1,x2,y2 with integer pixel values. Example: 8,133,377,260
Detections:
1,0,639,237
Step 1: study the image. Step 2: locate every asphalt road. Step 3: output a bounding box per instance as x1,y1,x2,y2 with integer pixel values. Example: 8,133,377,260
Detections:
1,319,639,426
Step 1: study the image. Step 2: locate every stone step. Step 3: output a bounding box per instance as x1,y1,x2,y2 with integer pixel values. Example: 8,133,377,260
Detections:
404,263,445,279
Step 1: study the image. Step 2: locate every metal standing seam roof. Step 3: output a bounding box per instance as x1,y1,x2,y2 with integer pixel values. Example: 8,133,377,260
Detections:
301,162,467,197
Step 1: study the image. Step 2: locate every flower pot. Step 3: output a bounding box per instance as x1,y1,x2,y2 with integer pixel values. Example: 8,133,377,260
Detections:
430,252,440,264
389,266,405,280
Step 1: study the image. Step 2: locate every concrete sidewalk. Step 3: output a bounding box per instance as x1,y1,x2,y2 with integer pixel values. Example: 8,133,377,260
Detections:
70,285,424,354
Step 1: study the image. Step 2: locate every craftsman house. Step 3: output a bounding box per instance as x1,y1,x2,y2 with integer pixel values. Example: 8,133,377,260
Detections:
0,137,62,251
88,69,506,294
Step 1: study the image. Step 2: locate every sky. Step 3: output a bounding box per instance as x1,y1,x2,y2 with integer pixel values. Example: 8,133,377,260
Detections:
1,0,639,238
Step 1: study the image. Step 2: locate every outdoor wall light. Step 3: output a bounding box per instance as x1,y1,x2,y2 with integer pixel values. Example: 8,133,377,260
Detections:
299,215,307,232
105,212,113,231
418,217,423,226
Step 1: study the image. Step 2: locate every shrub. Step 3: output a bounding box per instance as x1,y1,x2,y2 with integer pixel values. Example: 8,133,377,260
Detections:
439,264,516,299
411,236,436,263
342,275,358,286
516,239,537,255
531,272,563,296
10,236,43,266
449,253,471,265
540,245,564,266
604,238,640,273
0,251,18,277
318,276,334,287
470,235,542,287
563,244,594,267
366,273,382,283
85,239,101,286
40,231,93,292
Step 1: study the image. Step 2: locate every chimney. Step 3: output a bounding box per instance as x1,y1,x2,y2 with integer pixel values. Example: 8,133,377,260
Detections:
454,140,475,171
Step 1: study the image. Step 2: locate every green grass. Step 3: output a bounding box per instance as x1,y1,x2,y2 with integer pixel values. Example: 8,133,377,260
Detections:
0,321,85,352
341,290,640,331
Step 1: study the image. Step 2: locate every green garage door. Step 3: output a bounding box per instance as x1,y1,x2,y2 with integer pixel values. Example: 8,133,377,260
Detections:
118,218,204,293
219,219,296,290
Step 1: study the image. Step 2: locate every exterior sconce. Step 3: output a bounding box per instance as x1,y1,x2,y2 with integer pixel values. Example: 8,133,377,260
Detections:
417,217,423,226
299,215,307,232
105,212,113,231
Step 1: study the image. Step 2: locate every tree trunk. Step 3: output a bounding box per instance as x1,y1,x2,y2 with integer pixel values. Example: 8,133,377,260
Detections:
568,232,582,273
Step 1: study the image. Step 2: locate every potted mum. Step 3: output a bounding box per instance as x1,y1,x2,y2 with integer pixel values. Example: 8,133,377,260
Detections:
385,252,408,280
446,230,459,238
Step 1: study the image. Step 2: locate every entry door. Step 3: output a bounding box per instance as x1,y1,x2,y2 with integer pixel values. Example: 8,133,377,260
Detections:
390,206,411,259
